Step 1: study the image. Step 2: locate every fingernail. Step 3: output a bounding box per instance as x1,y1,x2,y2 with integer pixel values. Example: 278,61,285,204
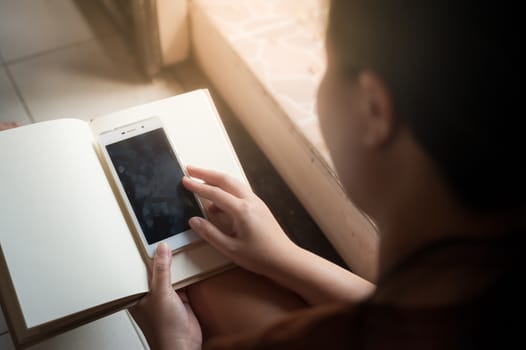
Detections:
189,217,201,228
156,242,170,257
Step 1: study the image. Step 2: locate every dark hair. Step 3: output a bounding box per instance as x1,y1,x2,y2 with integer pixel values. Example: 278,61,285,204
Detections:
328,0,524,212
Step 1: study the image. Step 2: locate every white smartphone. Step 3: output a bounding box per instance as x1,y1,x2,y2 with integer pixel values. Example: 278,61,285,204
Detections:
98,117,204,258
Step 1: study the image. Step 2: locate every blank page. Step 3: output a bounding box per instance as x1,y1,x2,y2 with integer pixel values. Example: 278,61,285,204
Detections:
0,119,148,328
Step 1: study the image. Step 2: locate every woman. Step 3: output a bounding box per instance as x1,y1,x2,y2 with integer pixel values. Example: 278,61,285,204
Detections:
130,1,524,349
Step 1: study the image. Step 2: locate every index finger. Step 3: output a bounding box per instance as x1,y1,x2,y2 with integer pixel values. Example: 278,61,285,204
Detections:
186,166,251,199
183,176,241,213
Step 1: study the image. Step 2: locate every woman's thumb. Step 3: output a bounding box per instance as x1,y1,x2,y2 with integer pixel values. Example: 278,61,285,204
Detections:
150,242,172,293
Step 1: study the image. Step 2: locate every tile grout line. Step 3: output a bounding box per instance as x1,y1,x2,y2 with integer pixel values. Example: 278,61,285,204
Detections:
1,31,119,125
3,65,36,124
3,35,103,67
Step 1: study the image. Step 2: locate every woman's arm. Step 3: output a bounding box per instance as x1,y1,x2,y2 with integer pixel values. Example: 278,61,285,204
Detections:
183,166,375,306
266,245,374,305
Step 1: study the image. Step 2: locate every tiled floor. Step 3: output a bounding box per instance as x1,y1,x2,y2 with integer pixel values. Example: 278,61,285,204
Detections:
0,0,183,125
0,312,146,350
0,0,92,63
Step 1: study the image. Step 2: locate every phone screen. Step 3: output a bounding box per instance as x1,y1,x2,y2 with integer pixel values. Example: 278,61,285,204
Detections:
105,128,203,244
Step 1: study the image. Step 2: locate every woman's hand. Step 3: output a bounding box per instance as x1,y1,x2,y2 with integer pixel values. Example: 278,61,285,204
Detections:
184,166,375,306
129,243,202,350
183,166,299,277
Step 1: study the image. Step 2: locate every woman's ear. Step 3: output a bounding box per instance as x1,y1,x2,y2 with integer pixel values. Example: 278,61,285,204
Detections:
358,70,396,147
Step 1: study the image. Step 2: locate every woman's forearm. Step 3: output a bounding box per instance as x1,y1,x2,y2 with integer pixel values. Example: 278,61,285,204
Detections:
264,245,375,306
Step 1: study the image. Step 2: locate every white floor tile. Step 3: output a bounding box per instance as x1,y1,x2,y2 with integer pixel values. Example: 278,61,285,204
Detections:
25,311,146,350
0,67,32,125
0,333,14,350
0,311,148,350
8,37,183,122
0,0,92,62
0,308,7,335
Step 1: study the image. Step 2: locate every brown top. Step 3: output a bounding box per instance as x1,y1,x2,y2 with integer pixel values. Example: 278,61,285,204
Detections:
206,233,523,349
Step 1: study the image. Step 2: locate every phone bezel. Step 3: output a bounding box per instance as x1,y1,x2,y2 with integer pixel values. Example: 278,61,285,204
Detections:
98,116,204,258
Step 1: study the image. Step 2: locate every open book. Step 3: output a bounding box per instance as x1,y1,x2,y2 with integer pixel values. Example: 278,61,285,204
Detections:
0,90,243,348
